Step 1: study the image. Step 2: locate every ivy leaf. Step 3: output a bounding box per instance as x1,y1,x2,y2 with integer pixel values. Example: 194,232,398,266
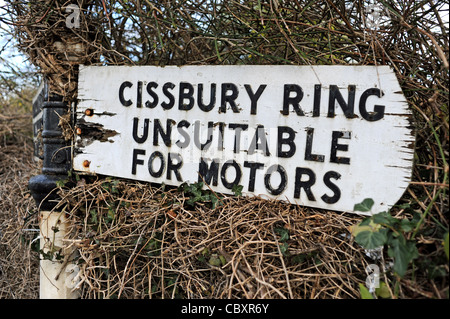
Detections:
354,198,374,212
279,242,289,256
211,196,219,209
232,184,243,196
350,220,380,237
372,212,396,225
354,229,387,250
55,179,68,188
90,209,98,224
387,236,418,277
375,281,391,299
107,207,115,222
274,227,290,242
209,254,222,267
400,218,414,232
359,283,374,299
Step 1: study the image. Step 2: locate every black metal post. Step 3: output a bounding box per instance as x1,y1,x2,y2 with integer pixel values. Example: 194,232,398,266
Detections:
29,90,71,210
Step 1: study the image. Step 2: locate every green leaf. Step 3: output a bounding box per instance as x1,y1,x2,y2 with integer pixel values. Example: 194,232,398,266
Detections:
275,227,290,242
55,179,68,188
111,179,120,194
400,218,414,232
279,242,289,256
388,236,418,277
359,217,373,226
359,283,374,299
375,281,391,299
350,220,381,237
354,229,387,250
211,196,219,209
201,247,209,256
354,198,374,212
219,255,227,266
444,232,449,260
107,207,115,222
291,253,307,264
90,209,98,224
209,254,222,267
372,212,396,225
232,184,243,196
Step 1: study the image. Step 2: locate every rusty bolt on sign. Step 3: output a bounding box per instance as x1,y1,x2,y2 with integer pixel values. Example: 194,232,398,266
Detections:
85,109,94,116
82,160,90,168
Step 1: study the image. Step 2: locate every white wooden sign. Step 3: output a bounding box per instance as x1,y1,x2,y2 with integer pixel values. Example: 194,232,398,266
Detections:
74,65,414,214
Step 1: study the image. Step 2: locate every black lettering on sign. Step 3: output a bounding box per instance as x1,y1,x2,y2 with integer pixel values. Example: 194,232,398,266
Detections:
119,81,133,106
244,161,264,192
198,83,216,112
132,117,149,143
328,85,355,118
220,83,240,113
321,171,341,204
277,126,296,158
313,84,321,117
359,88,385,121
167,153,183,181
304,128,325,162
179,82,194,110
137,81,143,108
294,167,316,201
221,160,242,189
153,119,174,147
330,131,351,165
244,84,267,115
161,82,175,110
264,164,287,196
248,125,270,156
132,149,145,174
199,158,220,186
146,82,158,108
148,151,165,178
229,123,248,153
282,84,304,116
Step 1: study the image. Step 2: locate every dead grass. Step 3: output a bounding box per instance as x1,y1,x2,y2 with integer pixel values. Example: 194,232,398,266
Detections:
0,106,40,299
55,177,369,299
51,174,446,299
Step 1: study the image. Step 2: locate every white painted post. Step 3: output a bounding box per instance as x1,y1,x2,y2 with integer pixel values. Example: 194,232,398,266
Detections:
39,210,80,299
